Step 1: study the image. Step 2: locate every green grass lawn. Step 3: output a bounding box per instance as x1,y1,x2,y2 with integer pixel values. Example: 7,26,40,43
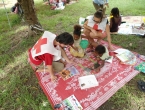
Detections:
0,0,145,110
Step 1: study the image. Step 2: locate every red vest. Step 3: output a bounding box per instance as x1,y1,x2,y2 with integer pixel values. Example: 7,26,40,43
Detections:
31,31,61,61
87,15,107,33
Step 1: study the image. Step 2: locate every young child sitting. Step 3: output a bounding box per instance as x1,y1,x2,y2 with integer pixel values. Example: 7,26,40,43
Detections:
110,7,122,32
70,25,85,58
92,45,110,72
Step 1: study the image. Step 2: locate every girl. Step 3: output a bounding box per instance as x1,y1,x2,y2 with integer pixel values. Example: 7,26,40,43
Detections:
70,25,85,58
110,7,122,32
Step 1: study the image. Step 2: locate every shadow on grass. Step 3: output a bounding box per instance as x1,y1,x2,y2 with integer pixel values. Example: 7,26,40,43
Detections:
0,63,52,110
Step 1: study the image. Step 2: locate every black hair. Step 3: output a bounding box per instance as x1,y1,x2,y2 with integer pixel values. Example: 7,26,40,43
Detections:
111,7,120,17
94,9,103,21
55,32,74,45
15,2,19,7
95,45,106,54
73,25,81,36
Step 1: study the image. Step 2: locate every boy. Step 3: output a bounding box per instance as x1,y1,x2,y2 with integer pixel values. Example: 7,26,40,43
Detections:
93,44,110,72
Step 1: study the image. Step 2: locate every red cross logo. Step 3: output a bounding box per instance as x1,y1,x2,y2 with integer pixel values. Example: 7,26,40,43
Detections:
93,24,102,32
93,24,98,30
33,37,47,54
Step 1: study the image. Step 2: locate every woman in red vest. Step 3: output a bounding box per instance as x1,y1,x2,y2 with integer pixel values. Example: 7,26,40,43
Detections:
83,9,113,50
28,31,74,82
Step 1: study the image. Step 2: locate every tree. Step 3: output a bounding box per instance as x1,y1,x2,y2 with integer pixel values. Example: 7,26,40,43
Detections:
18,0,44,36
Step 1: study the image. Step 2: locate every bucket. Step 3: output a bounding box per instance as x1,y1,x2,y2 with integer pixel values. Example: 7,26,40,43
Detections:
80,40,89,49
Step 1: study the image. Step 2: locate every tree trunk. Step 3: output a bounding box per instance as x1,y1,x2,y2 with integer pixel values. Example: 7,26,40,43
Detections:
18,0,44,36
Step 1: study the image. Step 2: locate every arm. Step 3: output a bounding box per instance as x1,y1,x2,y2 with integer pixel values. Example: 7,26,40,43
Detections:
83,20,92,30
109,18,112,29
84,19,98,36
60,46,73,63
59,59,67,65
118,16,122,26
47,65,57,81
94,59,105,72
36,65,57,81
105,24,113,50
70,45,78,51
90,28,98,36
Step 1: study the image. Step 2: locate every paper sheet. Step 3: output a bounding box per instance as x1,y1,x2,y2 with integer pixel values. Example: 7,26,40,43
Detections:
78,75,99,89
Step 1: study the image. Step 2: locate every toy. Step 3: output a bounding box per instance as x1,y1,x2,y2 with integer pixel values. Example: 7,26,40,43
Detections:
79,40,89,49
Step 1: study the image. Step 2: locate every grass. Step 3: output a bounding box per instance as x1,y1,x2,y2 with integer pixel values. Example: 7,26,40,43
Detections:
0,0,145,110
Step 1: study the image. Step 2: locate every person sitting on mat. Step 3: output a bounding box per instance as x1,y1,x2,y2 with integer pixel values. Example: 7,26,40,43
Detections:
83,9,113,50
70,25,85,58
28,31,74,82
110,7,122,32
92,44,110,72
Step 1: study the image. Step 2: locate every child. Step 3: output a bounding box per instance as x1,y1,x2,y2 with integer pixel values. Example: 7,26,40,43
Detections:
110,7,122,32
70,25,85,58
11,2,19,14
92,45,110,72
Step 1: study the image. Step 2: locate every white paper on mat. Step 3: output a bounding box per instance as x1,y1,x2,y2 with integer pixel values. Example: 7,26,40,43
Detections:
114,48,128,54
62,95,83,110
78,75,99,89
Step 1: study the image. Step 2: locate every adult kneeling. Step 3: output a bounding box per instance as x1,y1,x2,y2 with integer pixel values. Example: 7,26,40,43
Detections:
83,9,113,50
28,31,74,82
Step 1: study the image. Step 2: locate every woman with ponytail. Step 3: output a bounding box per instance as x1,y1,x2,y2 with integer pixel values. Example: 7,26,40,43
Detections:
83,9,113,50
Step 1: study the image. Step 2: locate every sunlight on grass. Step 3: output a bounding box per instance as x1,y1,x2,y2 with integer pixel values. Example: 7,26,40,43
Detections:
15,25,28,33
0,51,27,79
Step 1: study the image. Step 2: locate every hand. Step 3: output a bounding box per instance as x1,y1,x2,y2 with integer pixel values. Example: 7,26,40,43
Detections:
108,45,114,51
67,60,75,65
73,47,78,52
94,68,100,73
62,61,67,66
59,59,67,66
51,75,57,82
91,28,96,32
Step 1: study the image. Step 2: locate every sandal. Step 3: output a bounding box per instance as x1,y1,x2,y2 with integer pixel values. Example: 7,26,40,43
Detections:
137,80,145,92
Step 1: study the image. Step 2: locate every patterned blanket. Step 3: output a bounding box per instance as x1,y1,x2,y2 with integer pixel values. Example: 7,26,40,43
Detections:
30,40,143,110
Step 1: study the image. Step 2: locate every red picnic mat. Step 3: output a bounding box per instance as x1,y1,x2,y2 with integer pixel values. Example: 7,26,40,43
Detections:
30,40,143,110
